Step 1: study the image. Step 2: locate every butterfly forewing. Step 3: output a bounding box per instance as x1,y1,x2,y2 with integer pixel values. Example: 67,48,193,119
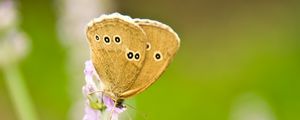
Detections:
86,14,147,100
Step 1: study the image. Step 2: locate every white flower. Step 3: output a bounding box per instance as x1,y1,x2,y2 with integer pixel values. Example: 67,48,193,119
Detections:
0,29,30,67
0,0,17,31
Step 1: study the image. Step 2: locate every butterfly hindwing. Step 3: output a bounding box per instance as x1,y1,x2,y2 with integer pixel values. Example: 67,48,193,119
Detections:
120,19,180,98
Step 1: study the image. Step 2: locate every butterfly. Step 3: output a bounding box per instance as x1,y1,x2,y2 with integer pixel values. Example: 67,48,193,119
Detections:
85,13,180,106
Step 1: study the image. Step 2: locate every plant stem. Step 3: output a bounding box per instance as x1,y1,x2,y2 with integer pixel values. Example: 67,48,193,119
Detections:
3,63,38,120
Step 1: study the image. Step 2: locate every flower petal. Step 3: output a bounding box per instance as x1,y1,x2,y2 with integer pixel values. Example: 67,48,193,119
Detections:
83,100,101,120
83,60,127,120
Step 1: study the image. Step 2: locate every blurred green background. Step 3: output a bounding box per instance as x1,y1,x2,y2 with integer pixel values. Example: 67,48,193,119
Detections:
1,0,300,120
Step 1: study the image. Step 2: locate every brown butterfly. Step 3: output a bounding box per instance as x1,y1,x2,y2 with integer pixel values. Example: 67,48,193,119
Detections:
85,13,180,106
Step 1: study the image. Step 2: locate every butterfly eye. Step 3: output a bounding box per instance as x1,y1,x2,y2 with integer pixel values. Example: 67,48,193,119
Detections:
134,51,141,61
126,50,134,61
154,51,163,61
114,35,122,44
146,42,151,51
103,35,111,45
95,35,100,41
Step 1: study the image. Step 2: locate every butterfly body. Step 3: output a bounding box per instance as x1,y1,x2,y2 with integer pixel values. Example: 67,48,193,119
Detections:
86,13,180,102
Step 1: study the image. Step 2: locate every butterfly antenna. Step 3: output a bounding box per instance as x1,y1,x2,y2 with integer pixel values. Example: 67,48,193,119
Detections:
124,102,149,120
88,90,104,95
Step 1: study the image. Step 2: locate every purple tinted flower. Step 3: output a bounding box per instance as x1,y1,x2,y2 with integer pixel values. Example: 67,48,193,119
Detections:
84,60,94,76
84,60,95,85
103,96,126,120
103,95,114,109
83,60,99,95
83,100,101,120
103,96,126,113
82,60,101,120
83,60,126,120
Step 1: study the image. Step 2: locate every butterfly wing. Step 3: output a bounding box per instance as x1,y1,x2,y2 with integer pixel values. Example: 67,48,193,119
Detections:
119,19,180,98
86,13,147,100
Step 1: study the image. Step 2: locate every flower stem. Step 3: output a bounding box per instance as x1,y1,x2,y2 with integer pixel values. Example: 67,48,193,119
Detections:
3,64,38,120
